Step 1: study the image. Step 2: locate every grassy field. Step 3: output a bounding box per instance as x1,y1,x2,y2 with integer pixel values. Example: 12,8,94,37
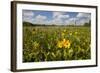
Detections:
23,26,91,62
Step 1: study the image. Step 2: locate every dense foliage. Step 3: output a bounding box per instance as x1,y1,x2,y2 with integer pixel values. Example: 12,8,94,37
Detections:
23,25,91,62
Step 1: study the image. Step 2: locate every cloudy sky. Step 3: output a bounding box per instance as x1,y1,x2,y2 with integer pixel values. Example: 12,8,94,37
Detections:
22,10,91,25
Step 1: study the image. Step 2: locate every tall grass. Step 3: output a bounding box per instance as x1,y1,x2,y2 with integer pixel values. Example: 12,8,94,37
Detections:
23,26,91,62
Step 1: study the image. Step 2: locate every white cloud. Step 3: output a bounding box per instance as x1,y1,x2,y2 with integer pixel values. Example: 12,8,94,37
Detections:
65,16,90,25
52,12,70,25
53,12,69,18
23,10,34,23
77,18,90,25
35,15,47,20
23,10,34,17
64,13,91,25
47,12,90,25
58,15,69,19
77,13,91,19
53,12,63,18
23,17,34,23
33,15,47,24
76,13,91,25
51,18,63,25
23,10,91,25
65,18,76,25
33,13,69,25
65,20,70,25
69,18,77,21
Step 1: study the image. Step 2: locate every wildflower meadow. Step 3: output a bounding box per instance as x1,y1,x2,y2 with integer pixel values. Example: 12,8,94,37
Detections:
23,25,91,62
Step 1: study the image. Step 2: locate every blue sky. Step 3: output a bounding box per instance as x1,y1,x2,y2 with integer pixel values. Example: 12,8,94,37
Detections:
22,10,91,25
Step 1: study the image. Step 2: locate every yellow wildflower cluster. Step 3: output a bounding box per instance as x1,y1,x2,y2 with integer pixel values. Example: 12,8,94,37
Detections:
33,41,39,48
75,31,78,35
63,29,66,32
32,31,35,34
57,39,71,48
61,32,65,36
61,29,66,36
69,32,72,35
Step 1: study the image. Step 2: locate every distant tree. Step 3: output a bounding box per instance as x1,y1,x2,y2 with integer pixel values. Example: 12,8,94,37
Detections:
52,24,56,26
89,20,91,26
23,22,33,26
84,20,91,27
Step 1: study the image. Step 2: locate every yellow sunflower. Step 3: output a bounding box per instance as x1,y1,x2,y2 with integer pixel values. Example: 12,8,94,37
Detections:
57,39,71,48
